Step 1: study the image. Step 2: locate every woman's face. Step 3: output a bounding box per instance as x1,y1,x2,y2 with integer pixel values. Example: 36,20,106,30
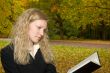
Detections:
28,20,47,44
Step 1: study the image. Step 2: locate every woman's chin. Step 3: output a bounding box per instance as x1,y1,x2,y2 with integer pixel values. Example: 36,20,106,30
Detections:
31,38,41,44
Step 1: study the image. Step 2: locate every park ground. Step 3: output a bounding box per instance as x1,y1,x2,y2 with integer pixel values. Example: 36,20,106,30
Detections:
0,39,110,73
50,40,110,49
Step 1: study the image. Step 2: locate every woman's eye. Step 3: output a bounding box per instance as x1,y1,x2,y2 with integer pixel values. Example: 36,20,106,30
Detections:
37,26,41,29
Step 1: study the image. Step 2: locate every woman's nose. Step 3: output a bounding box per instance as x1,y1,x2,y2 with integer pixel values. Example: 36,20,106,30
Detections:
40,30,44,36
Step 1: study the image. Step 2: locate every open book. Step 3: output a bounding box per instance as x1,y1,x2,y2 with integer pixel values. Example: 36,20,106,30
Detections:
67,52,101,73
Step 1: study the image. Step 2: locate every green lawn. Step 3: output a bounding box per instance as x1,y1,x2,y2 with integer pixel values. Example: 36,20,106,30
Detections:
0,40,110,73
52,46,110,73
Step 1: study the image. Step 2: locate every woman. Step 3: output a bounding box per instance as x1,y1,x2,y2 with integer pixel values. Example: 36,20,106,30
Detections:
1,8,57,73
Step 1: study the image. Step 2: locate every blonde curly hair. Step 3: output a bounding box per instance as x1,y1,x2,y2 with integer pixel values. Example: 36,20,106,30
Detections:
11,8,53,65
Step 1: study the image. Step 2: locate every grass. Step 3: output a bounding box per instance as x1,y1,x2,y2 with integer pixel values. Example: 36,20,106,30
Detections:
0,40,110,73
52,46,110,73
0,40,10,49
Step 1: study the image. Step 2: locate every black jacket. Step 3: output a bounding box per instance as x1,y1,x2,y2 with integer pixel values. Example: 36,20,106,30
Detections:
1,44,57,73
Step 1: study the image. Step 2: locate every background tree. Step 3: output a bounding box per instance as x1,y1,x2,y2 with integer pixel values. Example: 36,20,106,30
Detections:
0,0,110,40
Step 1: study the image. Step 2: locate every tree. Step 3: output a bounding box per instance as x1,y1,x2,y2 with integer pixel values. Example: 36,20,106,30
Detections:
0,0,12,37
0,0,28,37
